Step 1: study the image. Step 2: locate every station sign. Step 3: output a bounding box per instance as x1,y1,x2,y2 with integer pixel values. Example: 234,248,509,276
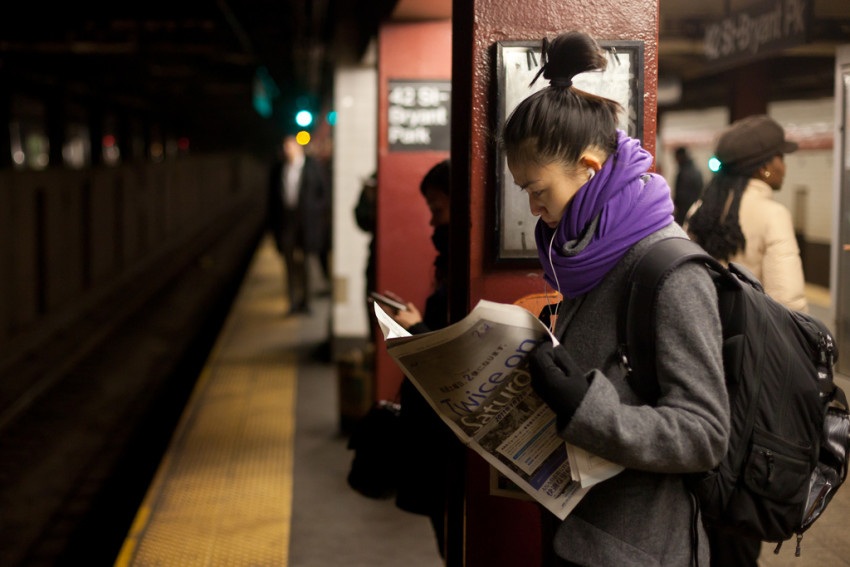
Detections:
387,80,451,152
705,0,812,67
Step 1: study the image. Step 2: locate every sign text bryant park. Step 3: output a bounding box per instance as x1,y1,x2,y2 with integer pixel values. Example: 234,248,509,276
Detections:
387,81,451,150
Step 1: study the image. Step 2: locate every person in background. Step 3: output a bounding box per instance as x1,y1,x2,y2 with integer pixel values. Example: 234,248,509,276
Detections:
354,172,378,341
686,114,807,314
378,159,458,558
267,134,330,315
354,173,378,294
386,160,451,333
501,31,729,566
673,146,703,225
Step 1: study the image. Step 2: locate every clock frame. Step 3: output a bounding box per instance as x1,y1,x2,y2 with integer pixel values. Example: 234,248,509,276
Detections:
493,39,645,263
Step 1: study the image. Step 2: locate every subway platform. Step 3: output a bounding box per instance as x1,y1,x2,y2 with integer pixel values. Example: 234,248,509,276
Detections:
115,236,850,566
114,236,444,567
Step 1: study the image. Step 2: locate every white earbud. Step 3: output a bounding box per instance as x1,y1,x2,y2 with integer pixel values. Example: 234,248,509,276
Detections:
587,168,595,181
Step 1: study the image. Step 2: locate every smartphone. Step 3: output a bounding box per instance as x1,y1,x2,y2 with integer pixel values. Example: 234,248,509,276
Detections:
369,291,408,311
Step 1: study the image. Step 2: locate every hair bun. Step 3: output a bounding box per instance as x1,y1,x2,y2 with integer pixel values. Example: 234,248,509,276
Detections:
535,31,607,89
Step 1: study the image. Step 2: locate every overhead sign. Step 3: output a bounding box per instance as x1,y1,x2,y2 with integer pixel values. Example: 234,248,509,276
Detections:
704,0,811,67
387,80,451,152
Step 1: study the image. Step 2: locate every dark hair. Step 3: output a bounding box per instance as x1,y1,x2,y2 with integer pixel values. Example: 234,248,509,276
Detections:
420,159,450,196
501,31,621,167
686,166,760,261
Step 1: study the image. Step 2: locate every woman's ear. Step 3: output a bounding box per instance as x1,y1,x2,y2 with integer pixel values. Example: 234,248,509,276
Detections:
579,153,603,173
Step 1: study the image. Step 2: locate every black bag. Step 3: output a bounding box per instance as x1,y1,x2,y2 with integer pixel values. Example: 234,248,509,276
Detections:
620,237,850,555
346,400,402,499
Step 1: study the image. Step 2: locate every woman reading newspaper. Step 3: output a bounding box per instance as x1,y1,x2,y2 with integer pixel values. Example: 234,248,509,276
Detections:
501,31,729,566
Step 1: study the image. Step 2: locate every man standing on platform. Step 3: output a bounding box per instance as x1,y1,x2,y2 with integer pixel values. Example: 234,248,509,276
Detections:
268,134,330,315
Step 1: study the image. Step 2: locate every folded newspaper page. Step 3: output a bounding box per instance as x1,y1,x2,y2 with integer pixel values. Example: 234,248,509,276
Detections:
374,299,622,520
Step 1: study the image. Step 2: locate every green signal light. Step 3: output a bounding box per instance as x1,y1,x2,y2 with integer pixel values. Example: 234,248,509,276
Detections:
708,157,721,172
295,110,313,127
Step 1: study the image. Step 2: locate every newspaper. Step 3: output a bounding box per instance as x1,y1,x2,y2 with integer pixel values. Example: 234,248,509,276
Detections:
374,299,623,520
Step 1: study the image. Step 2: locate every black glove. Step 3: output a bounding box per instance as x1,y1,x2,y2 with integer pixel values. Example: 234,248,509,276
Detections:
527,342,590,426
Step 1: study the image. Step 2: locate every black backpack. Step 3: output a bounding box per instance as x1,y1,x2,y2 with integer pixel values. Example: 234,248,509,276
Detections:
346,400,402,499
620,237,850,555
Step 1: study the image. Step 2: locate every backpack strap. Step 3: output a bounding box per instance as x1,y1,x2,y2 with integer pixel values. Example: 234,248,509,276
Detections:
619,237,728,402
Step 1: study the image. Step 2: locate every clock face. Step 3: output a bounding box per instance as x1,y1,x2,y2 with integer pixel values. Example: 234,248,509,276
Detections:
501,45,637,137
496,41,643,261
499,47,553,260
502,48,549,120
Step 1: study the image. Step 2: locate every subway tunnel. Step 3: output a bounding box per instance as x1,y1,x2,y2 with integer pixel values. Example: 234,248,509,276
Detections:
0,3,379,564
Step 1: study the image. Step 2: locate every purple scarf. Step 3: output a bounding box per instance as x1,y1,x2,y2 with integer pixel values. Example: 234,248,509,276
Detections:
535,131,673,297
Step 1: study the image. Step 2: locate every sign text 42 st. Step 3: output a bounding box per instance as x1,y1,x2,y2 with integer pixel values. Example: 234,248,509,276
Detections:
388,80,451,152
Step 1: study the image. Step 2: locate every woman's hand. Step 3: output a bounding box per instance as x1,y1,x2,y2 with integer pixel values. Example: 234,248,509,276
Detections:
527,342,590,426
382,291,423,330
391,302,423,329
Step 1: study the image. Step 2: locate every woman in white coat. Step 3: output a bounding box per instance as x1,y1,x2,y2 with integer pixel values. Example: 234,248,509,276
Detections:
687,114,807,313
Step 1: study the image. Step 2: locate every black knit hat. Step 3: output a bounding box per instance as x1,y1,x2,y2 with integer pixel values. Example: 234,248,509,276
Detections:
715,115,798,172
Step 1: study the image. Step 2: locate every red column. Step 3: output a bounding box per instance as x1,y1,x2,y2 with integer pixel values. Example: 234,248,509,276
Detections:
375,20,452,401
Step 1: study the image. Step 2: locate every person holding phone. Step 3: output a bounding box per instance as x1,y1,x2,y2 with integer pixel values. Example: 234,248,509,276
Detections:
376,159,458,557
380,159,451,334
368,291,409,313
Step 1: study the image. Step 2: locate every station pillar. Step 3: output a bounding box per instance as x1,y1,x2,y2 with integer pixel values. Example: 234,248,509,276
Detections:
728,61,770,121
374,20,452,402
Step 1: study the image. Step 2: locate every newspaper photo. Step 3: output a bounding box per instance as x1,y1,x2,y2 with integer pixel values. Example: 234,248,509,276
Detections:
374,299,622,520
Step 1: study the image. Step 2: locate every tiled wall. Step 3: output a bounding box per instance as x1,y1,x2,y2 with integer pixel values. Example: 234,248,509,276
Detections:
332,61,377,340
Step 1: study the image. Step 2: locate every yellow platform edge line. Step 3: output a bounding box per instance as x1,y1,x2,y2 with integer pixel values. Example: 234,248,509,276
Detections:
114,243,256,567
113,363,216,567
115,361,298,566
279,367,297,566
114,241,298,567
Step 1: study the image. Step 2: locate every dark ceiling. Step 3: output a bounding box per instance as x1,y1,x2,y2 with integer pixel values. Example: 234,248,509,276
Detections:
1,1,849,155
657,0,850,110
0,1,397,153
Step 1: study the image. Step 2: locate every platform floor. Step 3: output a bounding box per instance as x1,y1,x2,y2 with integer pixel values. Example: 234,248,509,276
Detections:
114,237,443,567
114,236,850,566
